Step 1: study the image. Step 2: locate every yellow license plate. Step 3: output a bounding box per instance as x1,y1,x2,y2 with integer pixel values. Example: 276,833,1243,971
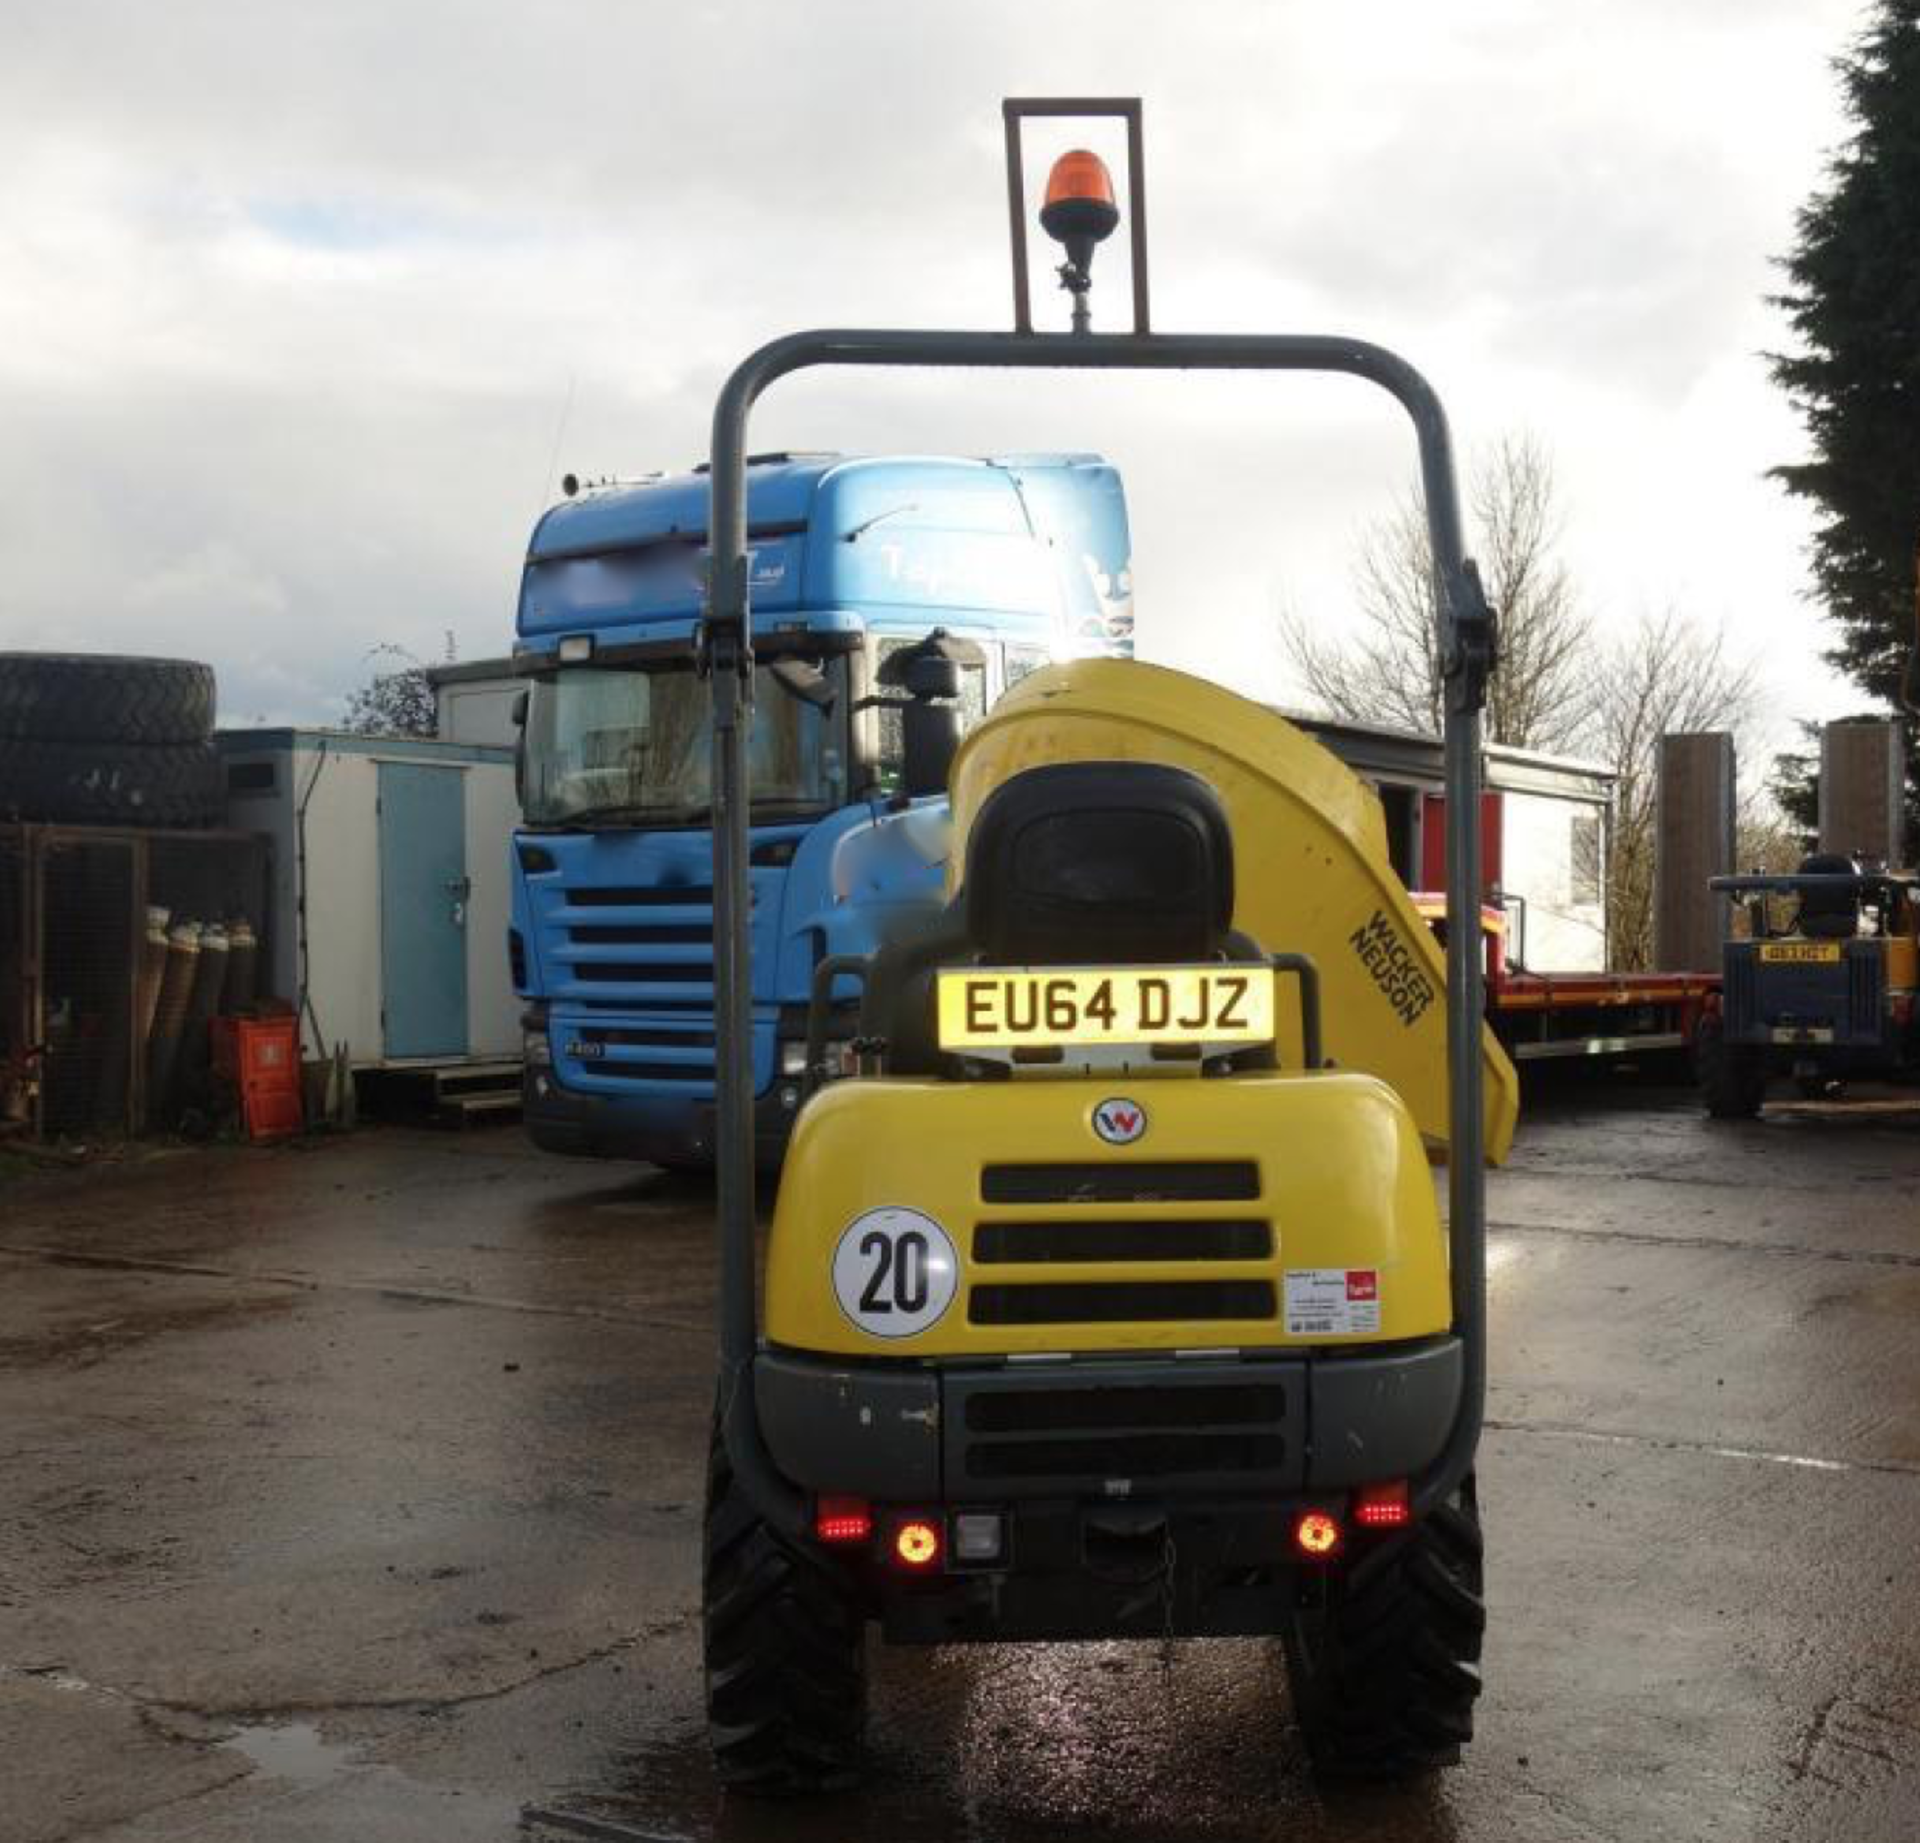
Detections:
1760,943,1843,964
936,967,1275,1050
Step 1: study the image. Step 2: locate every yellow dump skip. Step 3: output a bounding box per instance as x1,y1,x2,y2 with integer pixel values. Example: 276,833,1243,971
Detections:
948,658,1519,1164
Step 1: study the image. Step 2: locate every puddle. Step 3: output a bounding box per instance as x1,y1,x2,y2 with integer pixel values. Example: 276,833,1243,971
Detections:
225,1718,360,1787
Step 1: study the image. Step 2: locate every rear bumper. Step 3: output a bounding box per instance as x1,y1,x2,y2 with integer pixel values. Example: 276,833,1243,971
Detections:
754,1337,1463,1499
755,1339,1463,1643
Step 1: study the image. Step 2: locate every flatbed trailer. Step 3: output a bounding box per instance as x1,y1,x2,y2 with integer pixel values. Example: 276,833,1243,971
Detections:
1413,893,1717,1063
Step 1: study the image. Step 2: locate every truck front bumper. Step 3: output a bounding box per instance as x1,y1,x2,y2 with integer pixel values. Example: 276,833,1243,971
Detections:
754,1337,1463,1500
523,1068,799,1168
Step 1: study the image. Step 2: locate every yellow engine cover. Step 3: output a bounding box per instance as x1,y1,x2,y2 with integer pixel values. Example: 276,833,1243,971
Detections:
948,658,1519,1164
766,1072,1454,1358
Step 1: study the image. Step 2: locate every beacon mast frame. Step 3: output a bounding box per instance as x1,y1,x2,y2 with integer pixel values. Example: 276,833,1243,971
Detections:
699,99,1496,1534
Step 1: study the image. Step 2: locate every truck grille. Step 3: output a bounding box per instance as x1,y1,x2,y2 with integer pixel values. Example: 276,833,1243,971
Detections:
944,1364,1305,1497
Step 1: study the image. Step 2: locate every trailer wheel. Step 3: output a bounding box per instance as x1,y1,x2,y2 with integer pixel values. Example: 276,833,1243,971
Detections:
1696,1017,1765,1119
703,1404,866,1794
1283,1476,1486,1780
0,654,215,746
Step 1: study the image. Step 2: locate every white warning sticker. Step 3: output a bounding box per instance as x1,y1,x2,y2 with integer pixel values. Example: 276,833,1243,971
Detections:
1284,1268,1382,1337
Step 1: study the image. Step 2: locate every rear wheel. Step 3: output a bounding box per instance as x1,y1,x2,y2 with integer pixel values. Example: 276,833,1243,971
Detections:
703,1402,866,1793
1284,1477,1486,1780
1696,1016,1766,1119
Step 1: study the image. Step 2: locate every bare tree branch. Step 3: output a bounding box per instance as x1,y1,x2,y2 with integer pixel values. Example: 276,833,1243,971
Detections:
1587,608,1758,970
1281,432,1593,752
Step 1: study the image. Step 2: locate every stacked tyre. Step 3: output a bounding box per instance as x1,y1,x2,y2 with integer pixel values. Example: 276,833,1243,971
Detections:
0,654,222,827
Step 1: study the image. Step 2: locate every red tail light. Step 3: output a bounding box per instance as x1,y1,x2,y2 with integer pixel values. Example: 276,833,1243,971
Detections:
1293,1509,1342,1558
814,1496,873,1545
1352,1479,1412,1529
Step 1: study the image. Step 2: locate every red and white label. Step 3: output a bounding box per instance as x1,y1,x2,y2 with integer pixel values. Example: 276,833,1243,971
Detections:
1285,1268,1382,1336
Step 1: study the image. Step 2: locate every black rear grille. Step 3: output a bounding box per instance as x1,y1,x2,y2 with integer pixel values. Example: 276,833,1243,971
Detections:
944,1363,1304,1497
1725,953,1757,1033
981,1161,1259,1205
965,1383,1286,1433
973,1219,1269,1264
968,1280,1275,1325
966,1432,1287,1480
1850,950,1882,1036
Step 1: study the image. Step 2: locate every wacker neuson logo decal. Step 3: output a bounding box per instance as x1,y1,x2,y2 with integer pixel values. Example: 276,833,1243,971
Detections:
1348,909,1436,1027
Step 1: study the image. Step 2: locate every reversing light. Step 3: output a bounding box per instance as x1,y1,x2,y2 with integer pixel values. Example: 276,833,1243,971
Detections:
893,1518,943,1570
1293,1509,1342,1559
813,1496,873,1545
556,634,595,664
952,1511,1006,1565
1352,1479,1412,1530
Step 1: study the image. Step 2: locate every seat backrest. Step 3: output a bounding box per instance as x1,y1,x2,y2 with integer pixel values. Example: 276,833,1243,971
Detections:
1796,852,1860,940
962,760,1233,965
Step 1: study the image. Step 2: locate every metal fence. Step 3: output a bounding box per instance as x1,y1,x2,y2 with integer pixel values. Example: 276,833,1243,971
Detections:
0,823,272,1141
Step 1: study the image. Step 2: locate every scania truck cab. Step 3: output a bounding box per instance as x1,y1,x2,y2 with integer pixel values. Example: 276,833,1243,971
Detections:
509,451,1133,1167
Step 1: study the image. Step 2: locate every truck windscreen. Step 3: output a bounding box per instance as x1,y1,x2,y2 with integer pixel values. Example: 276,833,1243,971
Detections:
522,659,848,827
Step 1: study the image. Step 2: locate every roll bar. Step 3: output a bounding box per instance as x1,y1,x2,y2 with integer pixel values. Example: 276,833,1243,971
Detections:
703,328,1495,1534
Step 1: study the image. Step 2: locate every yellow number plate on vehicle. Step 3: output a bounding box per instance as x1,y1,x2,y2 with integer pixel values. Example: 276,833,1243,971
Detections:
1760,943,1843,963
936,967,1275,1050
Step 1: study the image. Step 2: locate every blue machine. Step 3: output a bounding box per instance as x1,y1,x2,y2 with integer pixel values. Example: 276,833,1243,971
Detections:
508,451,1134,1166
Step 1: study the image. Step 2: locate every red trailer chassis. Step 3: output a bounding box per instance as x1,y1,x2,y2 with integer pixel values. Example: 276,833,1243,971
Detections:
1412,895,1717,1064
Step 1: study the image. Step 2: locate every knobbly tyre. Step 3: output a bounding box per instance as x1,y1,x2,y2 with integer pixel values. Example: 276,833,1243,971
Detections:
698,99,1498,1791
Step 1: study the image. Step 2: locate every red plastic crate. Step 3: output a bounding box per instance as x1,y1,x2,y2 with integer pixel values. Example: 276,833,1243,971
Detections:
210,1017,303,1140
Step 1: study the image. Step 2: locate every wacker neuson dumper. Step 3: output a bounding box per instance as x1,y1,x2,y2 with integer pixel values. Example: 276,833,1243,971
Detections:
696,100,1507,1790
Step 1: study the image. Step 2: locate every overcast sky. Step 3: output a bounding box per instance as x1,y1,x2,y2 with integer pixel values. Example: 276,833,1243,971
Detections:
0,0,1875,761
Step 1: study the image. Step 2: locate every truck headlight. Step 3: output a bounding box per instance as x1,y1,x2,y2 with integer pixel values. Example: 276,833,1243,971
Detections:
523,1029,553,1067
779,1039,809,1075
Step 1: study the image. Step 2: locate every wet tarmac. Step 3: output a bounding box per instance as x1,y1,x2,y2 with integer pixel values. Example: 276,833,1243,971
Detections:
2,1077,1918,1841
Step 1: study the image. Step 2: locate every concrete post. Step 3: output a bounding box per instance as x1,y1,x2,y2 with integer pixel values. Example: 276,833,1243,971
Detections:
1655,731,1736,973
1818,720,1905,866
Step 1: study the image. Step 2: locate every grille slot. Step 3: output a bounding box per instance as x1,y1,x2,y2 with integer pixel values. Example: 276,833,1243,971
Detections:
569,923,711,946
574,962,712,984
981,1161,1259,1205
574,1025,717,1050
968,1280,1275,1325
974,1219,1270,1264
566,885,715,908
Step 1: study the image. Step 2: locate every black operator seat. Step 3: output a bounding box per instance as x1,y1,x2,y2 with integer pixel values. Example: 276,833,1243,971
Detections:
858,761,1272,1075
1795,852,1860,941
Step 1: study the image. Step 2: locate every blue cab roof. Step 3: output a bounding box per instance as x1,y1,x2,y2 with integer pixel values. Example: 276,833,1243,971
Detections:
517,452,1133,653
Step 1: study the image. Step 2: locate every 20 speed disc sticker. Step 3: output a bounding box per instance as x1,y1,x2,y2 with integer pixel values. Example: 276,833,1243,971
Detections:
831,1207,959,1339
1284,1268,1381,1336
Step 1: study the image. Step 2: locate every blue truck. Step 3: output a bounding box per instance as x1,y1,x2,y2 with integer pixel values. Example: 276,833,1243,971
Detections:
508,450,1134,1167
